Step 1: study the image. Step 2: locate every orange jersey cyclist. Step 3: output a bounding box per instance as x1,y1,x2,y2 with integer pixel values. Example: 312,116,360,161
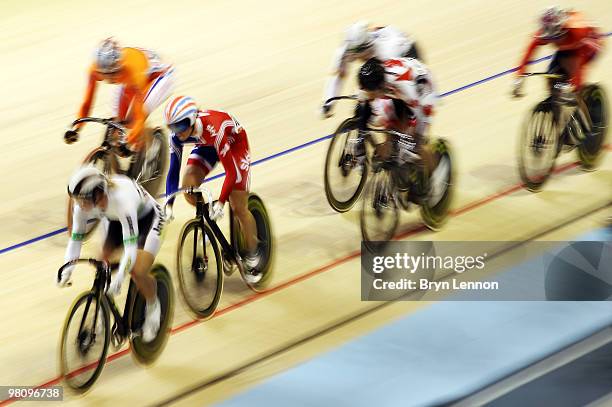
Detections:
65,38,175,151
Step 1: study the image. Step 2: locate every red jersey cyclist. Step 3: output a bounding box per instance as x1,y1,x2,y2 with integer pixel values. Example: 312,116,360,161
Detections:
512,6,604,100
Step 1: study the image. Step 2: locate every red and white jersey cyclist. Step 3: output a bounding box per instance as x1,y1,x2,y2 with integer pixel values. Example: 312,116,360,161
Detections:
365,57,437,137
164,96,251,206
163,96,261,278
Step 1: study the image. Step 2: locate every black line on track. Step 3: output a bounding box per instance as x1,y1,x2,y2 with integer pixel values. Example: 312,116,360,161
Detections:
152,201,611,406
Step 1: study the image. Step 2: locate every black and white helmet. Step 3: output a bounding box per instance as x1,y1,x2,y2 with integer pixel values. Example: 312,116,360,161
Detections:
67,166,108,201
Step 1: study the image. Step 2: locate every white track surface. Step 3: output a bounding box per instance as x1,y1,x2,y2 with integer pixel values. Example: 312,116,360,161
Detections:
0,0,610,405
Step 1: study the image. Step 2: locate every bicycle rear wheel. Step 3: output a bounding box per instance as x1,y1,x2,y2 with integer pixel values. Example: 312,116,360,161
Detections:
59,291,110,393
324,118,368,212
577,84,609,170
518,101,559,192
176,219,223,319
233,193,274,292
129,127,168,197
129,265,175,365
420,139,454,231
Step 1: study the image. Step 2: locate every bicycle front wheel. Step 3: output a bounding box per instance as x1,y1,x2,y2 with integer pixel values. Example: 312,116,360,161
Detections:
176,219,223,319
324,118,368,212
518,101,559,192
360,169,400,253
59,291,110,393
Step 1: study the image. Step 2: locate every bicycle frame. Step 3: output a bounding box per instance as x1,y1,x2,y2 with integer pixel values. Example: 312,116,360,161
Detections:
521,73,591,145
196,194,241,264
164,187,242,267
71,117,128,149
325,95,421,159
71,117,132,172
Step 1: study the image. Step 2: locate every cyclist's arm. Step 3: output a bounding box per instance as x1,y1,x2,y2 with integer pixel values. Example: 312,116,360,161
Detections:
165,134,183,205
517,35,545,76
63,205,89,263
214,125,237,204
76,68,98,129
125,88,146,146
118,208,139,277
323,45,350,103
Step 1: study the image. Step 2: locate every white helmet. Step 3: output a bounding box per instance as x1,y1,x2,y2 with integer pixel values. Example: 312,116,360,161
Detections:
94,38,122,74
68,166,108,201
538,6,568,39
345,21,371,52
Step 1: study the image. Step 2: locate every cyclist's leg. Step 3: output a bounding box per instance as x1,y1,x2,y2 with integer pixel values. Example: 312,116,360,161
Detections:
131,208,162,301
136,68,176,150
131,207,164,342
229,190,257,253
183,146,218,206
227,146,256,254
132,250,156,300
368,98,397,160
142,68,176,117
403,41,421,61
558,48,598,131
102,218,122,264
547,50,569,77
412,92,437,173
111,85,130,122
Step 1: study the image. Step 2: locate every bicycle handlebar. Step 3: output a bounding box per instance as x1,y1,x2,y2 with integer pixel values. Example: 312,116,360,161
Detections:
520,72,565,80
162,184,215,218
57,258,110,285
324,95,359,105
71,117,127,135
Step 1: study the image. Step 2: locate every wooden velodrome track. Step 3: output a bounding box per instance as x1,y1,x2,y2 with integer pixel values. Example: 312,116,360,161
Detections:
0,0,610,405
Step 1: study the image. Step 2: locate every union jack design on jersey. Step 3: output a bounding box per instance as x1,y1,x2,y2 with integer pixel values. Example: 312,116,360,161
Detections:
164,106,252,205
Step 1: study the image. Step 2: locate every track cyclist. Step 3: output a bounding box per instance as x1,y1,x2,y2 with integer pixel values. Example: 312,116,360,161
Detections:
58,166,165,343
321,21,421,118
511,7,604,107
357,57,448,204
64,38,175,154
163,96,261,281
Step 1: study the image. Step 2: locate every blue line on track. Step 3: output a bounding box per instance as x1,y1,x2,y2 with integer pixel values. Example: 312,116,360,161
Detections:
0,228,67,255
2,32,610,256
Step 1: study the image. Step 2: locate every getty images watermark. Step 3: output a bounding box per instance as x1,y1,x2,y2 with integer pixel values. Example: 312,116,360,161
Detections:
361,240,611,301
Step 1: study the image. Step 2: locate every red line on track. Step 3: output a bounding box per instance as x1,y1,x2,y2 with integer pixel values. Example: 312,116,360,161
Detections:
0,152,609,406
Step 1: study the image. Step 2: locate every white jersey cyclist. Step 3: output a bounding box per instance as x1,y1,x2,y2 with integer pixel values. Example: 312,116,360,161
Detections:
60,167,164,342
64,175,163,290
322,21,419,116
